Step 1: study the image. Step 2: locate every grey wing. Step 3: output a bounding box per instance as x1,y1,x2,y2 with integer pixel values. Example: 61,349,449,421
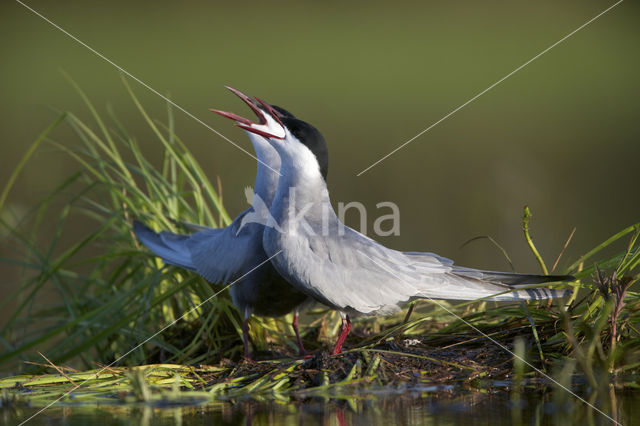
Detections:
297,227,563,315
187,209,264,284
134,220,196,271
404,251,454,265
295,228,452,314
169,218,216,233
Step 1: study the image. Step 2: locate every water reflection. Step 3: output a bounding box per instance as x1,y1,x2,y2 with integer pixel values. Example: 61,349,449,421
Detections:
5,387,635,425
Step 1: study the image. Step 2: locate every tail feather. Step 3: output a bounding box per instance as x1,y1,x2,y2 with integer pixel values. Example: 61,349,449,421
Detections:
450,266,574,301
133,220,195,271
484,287,570,301
453,267,574,286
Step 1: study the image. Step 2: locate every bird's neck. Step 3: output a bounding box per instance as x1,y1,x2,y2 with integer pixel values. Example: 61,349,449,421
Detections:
251,139,280,208
271,149,334,228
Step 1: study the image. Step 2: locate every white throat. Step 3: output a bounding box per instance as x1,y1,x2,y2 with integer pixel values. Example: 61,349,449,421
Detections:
269,131,333,226
247,132,281,208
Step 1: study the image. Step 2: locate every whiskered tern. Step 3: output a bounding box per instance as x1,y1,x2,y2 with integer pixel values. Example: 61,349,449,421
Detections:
133,87,314,359
217,90,573,355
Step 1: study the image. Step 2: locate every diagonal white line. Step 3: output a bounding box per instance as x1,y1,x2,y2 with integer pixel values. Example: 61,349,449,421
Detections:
17,250,283,426
14,0,281,177
356,0,624,176
12,0,623,424
358,251,620,425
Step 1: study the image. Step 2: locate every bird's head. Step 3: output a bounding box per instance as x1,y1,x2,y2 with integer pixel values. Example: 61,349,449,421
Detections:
213,86,328,181
210,86,292,140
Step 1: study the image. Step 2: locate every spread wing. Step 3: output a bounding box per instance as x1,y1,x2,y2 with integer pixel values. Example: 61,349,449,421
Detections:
134,209,266,285
187,210,266,284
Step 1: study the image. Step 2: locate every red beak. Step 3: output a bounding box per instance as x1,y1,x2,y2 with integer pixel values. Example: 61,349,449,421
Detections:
210,86,285,140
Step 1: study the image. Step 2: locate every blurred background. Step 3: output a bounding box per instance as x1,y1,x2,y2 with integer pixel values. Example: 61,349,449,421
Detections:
1,0,638,325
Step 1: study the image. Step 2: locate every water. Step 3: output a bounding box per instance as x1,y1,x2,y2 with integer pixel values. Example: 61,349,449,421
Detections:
5,386,634,425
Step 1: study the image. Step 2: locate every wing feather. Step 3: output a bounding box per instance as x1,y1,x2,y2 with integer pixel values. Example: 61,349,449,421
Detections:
274,221,569,315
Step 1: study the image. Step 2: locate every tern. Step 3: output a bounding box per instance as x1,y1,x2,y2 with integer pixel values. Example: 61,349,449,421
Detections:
219,93,573,355
133,87,315,359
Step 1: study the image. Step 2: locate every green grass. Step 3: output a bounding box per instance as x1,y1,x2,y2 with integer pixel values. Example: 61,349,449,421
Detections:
0,77,638,415
0,75,241,371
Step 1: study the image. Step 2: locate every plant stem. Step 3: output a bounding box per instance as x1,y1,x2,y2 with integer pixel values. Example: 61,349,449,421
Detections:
522,206,549,275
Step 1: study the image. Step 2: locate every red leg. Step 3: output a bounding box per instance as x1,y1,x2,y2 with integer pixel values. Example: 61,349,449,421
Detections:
242,317,251,360
331,314,351,355
336,408,347,426
292,311,307,357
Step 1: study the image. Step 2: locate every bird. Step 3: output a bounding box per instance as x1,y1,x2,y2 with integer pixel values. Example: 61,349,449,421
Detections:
133,87,315,360
219,94,573,355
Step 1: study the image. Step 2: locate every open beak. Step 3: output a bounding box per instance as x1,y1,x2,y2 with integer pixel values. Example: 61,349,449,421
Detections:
210,86,286,140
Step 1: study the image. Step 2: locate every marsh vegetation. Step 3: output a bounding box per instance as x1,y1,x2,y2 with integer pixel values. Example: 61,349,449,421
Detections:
1,82,638,424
